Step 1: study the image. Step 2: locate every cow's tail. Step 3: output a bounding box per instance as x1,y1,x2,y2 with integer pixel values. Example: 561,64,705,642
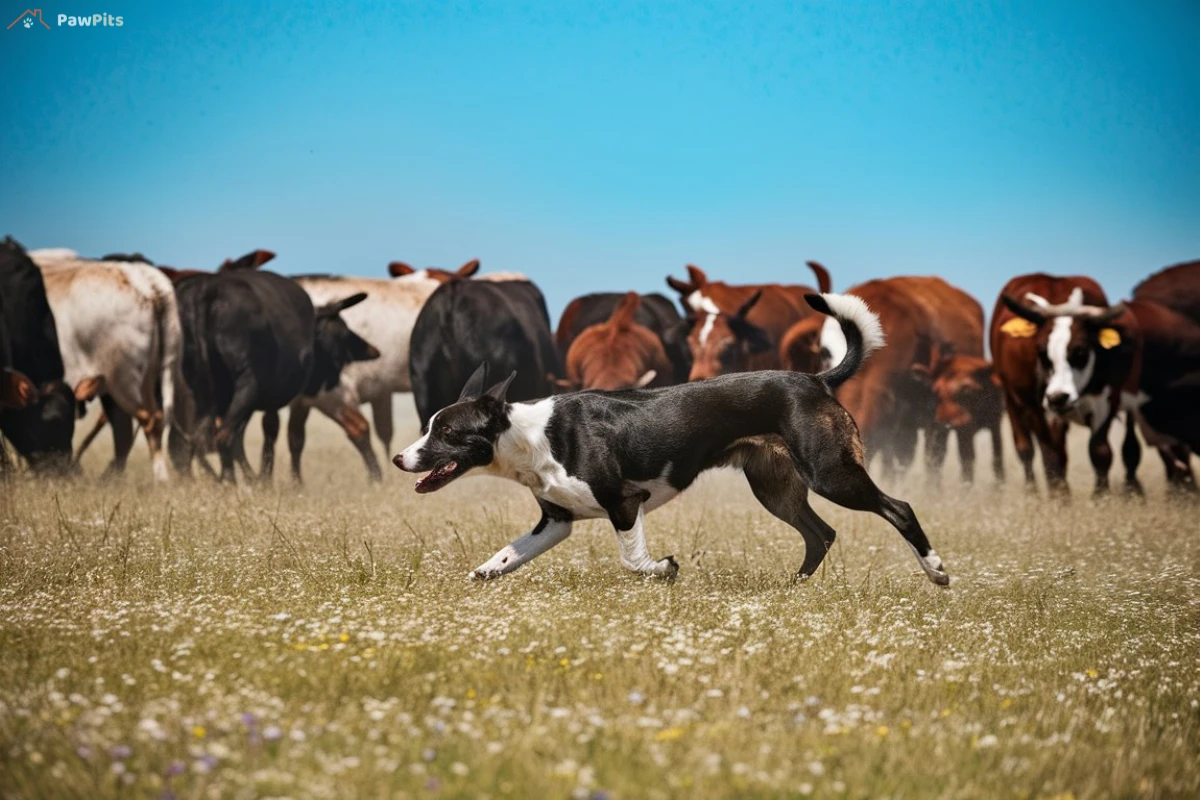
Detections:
155,283,187,459
803,293,885,391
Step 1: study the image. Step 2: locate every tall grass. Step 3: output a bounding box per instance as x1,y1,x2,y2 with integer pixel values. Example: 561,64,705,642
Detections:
1,402,1197,798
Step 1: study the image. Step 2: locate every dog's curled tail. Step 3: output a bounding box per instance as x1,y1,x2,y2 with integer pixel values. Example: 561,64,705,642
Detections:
803,292,885,390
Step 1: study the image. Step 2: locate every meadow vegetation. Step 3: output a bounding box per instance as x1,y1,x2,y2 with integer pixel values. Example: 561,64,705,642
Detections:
1,403,1197,798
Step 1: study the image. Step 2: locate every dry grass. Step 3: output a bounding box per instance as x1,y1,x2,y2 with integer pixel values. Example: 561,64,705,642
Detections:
1,401,1198,799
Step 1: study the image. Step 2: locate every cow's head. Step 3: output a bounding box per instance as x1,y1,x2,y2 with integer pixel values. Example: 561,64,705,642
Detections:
912,347,1002,428
219,249,275,271
780,315,826,373
393,362,515,493
1,378,76,474
306,293,381,395
557,292,665,391
389,259,480,283
1001,287,1131,416
686,291,772,381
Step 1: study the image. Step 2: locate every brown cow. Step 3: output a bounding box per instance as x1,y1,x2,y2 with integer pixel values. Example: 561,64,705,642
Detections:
666,261,832,380
556,292,672,391
820,276,990,482
1129,260,1200,489
388,259,528,284
995,276,1137,495
911,349,1004,484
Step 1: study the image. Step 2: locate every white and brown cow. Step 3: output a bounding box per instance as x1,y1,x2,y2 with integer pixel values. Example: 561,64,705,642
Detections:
999,285,1138,495
31,249,187,481
289,260,528,481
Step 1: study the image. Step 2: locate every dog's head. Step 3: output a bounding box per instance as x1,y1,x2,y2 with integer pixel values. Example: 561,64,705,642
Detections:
393,363,515,493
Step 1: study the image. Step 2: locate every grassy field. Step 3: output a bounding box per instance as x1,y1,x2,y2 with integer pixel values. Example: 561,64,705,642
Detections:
2,401,1198,799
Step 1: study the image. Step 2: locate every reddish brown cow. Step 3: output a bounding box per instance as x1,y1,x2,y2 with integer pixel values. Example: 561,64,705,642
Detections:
911,350,1004,484
666,261,832,380
556,292,672,391
780,315,825,373
821,276,991,482
994,275,1138,495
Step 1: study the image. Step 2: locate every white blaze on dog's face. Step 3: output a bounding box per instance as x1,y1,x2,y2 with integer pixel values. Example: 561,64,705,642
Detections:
393,366,515,492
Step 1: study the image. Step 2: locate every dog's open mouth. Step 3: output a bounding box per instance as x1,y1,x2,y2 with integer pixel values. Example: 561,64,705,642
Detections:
414,461,461,493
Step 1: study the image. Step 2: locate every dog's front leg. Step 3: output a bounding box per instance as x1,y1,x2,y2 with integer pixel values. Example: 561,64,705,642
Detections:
612,505,678,579
470,501,573,580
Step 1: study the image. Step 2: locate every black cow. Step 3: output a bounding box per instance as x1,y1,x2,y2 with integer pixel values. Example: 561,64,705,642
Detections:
0,237,75,473
169,269,378,482
555,292,692,383
410,279,559,428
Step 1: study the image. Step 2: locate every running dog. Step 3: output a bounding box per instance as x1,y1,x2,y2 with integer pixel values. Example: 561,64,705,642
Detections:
394,293,949,586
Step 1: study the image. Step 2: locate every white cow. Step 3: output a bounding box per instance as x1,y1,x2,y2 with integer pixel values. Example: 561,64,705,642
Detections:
290,260,526,481
32,250,187,481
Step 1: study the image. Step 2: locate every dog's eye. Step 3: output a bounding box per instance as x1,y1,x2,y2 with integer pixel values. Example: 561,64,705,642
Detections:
439,423,453,436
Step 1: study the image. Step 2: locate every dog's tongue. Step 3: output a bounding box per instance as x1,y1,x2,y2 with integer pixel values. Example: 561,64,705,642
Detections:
415,461,457,493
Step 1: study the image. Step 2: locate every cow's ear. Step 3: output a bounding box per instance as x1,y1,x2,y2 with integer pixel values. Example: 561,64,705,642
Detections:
458,362,489,402
73,375,103,403
1001,295,1046,326
729,315,772,354
633,370,657,388
456,259,481,278
320,292,368,316
389,261,416,277
666,275,694,296
549,374,578,392
485,371,517,403
1,369,37,409
734,290,763,319
686,265,708,287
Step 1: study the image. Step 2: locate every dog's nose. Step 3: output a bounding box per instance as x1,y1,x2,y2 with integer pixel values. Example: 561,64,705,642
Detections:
392,453,405,470
1046,392,1072,412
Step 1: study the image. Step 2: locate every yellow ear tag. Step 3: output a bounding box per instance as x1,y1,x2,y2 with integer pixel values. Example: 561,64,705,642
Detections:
1098,328,1121,349
1000,318,1037,338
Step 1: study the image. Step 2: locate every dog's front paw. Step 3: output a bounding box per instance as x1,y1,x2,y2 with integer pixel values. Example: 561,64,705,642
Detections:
655,555,680,581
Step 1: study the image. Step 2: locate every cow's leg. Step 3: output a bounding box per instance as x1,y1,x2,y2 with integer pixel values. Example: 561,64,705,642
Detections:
260,409,280,483
470,504,574,580
738,441,835,580
100,397,135,480
990,419,1005,483
370,396,394,466
314,392,381,482
1121,415,1144,496
957,426,977,485
231,424,257,482
74,411,109,464
135,407,168,483
1160,443,1198,493
1005,395,1038,489
1087,415,1116,497
1035,414,1070,495
924,426,949,487
287,400,311,483
216,379,258,484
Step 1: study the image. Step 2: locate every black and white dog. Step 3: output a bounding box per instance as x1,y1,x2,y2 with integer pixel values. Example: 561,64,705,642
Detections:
394,293,949,586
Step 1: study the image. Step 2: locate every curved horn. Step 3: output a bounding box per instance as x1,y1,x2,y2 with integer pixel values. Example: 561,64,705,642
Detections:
806,260,832,294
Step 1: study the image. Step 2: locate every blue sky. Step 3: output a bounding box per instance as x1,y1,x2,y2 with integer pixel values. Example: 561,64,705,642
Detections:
2,0,1197,319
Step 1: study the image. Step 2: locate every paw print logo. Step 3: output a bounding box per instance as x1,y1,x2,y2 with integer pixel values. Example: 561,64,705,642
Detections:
23,16,33,28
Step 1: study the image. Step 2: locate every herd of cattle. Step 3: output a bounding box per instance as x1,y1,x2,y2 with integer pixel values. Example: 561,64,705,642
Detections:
1,234,1197,497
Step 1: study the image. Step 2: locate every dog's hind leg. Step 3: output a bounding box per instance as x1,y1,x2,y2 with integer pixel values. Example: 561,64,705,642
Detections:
790,406,950,586
471,501,574,580
737,439,836,580
611,506,678,579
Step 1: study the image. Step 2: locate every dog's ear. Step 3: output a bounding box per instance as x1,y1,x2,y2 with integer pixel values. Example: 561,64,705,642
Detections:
486,371,517,403
458,362,489,402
